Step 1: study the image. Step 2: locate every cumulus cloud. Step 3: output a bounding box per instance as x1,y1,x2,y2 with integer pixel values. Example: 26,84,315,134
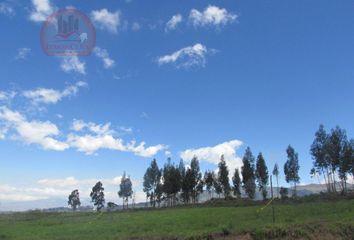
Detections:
180,140,243,174
0,107,69,151
60,55,86,75
15,48,31,60
0,88,163,157
23,81,87,105
165,14,182,31
29,0,54,22
93,47,115,69
0,106,163,157
67,119,165,157
189,5,237,28
157,43,216,69
91,9,120,33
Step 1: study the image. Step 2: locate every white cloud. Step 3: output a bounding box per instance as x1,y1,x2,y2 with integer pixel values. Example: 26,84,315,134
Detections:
180,140,243,174
71,119,112,135
68,119,165,156
119,126,133,134
0,2,14,16
189,5,237,28
0,107,69,151
0,185,49,201
37,176,141,189
132,22,141,31
91,9,120,33
0,90,16,101
15,120,68,151
165,14,182,31
0,106,163,157
158,43,215,68
93,47,115,69
29,0,54,22
15,48,31,60
0,175,143,208
67,133,165,157
60,55,86,75
23,81,87,105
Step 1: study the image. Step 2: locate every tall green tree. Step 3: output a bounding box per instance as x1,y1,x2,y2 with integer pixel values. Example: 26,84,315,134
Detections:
310,124,331,192
118,172,133,209
68,189,80,211
232,169,241,199
241,147,256,199
143,159,161,207
90,181,105,212
155,181,164,207
189,157,203,203
218,155,230,198
284,145,300,197
204,170,215,199
326,126,346,192
339,138,352,193
162,158,181,206
255,153,269,200
178,159,187,202
350,139,354,187
181,169,191,203
272,163,279,198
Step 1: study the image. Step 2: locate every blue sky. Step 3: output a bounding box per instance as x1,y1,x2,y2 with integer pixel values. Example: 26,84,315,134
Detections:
0,0,354,210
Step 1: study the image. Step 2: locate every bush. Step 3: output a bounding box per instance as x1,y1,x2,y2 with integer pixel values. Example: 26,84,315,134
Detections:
280,187,289,199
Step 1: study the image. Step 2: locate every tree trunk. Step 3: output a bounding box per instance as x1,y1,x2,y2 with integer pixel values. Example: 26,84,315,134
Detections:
276,175,279,198
332,170,337,192
326,169,331,193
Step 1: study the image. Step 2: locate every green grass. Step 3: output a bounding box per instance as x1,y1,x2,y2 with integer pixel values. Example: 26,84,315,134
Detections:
0,199,353,239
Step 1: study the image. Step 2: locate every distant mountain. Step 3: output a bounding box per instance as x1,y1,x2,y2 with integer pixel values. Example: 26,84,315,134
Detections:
1,183,352,212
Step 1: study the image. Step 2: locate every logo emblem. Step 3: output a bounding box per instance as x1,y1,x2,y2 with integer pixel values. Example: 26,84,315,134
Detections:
41,8,96,56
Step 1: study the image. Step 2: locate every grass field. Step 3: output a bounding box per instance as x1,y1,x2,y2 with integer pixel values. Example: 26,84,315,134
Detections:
0,198,353,240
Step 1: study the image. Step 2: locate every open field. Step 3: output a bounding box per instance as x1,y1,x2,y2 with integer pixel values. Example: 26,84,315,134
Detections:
0,198,353,240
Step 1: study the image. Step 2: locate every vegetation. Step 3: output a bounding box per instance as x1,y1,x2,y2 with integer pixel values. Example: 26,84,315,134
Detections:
1,125,354,239
90,181,105,212
118,172,133,209
67,189,80,211
241,147,256,199
310,125,354,194
143,159,161,207
279,187,289,199
0,197,352,239
255,153,269,200
284,145,300,196
232,168,241,199
61,124,353,212
217,155,230,198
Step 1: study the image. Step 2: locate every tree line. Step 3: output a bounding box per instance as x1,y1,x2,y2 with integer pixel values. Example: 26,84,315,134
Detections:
68,145,300,211
142,144,300,208
67,124,354,211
